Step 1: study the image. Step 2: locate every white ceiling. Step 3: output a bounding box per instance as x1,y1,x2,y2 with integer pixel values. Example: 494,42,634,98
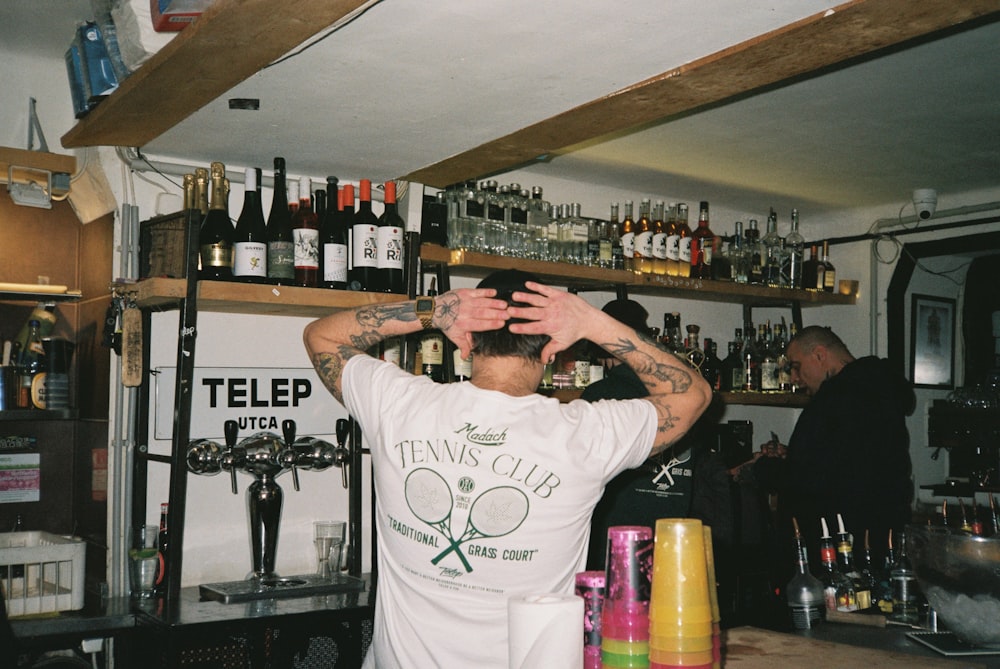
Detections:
5,1,1000,220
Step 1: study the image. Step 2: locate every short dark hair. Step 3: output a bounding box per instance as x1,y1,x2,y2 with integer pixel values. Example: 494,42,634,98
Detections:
470,269,550,360
790,325,851,356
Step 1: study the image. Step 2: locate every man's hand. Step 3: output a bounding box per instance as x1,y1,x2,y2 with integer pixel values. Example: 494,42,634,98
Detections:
505,281,594,363
434,289,510,360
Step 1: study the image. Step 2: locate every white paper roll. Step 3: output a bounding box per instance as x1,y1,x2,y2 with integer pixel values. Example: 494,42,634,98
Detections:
508,593,584,669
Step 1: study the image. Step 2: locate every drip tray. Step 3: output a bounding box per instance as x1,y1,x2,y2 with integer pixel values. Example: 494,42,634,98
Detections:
906,631,1000,657
200,573,366,604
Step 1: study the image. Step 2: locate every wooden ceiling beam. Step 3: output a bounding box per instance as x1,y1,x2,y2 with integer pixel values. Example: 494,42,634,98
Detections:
404,0,1000,188
60,0,368,149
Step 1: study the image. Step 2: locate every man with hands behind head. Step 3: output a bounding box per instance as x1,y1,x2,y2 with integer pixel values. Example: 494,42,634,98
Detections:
304,269,712,669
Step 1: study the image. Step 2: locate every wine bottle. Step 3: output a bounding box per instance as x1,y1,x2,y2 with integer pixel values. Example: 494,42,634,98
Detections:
232,167,268,283
266,157,294,285
349,179,379,291
420,280,444,382
291,176,319,287
155,502,169,595
786,517,825,629
802,243,820,290
377,180,405,294
199,161,235,281
320,177,348,290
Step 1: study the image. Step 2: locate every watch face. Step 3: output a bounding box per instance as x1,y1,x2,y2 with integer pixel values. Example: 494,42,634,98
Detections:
416,298,434,313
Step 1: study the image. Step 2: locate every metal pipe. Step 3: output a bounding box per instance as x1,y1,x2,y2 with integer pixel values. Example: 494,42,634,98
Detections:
872,201,1000,232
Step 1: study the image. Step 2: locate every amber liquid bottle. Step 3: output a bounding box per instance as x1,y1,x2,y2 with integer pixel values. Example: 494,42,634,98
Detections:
821,240,837,292
634,198,653,274
690,200,715,279
620,200,635,272
651,200,667,275
291,176,319,287
675,203,692,278
349,179,379,291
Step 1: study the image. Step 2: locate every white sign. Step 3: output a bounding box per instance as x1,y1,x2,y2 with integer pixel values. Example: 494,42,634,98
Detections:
0,453,41,503
154,367,346,440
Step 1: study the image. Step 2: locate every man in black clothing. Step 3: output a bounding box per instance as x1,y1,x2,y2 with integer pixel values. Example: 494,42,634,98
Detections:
583,299,731,571
752,325,914,577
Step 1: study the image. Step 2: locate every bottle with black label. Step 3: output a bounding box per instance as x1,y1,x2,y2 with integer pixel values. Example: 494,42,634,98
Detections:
199,162,234,281
349,179,379,291
377,181,405,293
232,167,268,283
266,157,295,284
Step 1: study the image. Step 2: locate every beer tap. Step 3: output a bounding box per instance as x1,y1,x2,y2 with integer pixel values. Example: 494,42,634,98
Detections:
221,419,244,494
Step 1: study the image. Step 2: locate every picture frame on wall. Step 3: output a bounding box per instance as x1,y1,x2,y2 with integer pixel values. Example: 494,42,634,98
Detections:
910,293,956,389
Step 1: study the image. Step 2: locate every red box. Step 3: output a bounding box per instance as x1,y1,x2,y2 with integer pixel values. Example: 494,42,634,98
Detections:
150,0,214,32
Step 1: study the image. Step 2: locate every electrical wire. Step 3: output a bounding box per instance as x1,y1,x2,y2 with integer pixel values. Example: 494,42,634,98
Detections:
265,0,387,69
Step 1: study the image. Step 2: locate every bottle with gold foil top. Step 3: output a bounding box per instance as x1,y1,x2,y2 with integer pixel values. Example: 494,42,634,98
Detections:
634,198,653,274
199,162,234,281
182,173,196,211
619,200,635,272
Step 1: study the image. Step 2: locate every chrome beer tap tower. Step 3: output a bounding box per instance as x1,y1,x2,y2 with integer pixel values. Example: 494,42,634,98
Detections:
186,418,364,603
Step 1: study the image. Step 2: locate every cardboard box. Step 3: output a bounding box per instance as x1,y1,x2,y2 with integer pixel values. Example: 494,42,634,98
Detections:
150,0,215,32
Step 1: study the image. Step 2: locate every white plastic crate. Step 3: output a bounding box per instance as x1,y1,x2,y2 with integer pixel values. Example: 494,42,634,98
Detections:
0,531,86,616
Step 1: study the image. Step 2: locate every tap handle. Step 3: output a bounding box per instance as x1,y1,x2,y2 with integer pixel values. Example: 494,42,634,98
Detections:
336,418,350,447
285,443,302,492
341,454,349,489
282,419,296,448
223,420,241,494
225,420,239,448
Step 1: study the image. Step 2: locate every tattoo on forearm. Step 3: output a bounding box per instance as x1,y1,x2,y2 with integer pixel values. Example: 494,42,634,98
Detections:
600,336,693,393
356,303,416,329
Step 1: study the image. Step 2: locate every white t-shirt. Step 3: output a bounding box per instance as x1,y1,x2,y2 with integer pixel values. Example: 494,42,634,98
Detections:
343,355,656,669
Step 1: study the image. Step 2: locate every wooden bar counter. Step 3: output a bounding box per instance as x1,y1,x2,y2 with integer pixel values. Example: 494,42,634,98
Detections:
723,626,995,668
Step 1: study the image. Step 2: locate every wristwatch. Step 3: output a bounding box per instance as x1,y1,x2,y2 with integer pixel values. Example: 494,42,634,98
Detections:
415,297,435,330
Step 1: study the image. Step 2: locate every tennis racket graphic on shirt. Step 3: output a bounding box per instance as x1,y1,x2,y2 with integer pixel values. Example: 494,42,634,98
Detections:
405,468,472,572
430,486,530,571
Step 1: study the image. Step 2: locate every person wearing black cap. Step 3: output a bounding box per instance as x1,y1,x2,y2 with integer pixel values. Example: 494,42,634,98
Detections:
582,299,732,572
304,269,712,669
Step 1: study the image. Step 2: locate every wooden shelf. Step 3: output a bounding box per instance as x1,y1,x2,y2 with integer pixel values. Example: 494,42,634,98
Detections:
420,244,855,306
0,290,82,303
121,278,407,317
0,147,76,182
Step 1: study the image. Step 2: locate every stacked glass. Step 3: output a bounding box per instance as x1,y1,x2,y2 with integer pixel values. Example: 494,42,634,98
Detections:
648,519,714,669
576,570,606,669
601,525,654,669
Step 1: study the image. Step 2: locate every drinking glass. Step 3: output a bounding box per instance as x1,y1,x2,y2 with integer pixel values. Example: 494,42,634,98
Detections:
313,520,345,578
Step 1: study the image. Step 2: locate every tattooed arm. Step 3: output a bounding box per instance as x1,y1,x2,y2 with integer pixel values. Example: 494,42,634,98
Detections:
303,289,510,404
507,282,712,456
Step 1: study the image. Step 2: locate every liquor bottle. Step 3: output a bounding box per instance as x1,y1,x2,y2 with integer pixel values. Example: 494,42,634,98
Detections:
377,181,406,294
818,517,857,613
290,176,319,287
719,333,743,392
675,203,692,277
528,186,550,261
787,517,825,629
774,323,792,392
420,280,444,382
483,180,505,256
665,202,681,277
380,337,402,368
889,531,920,623
597,219,613,269
452,350,473,382
16,319,44,409
620,200,635,272
759,323,779,392
743,219,762,284
835,514,869,610
761,210,782,287
802,244,820,291
784,209,805,289
661,313,683,353
609,222,624,271
857,529,880,613
684,324,706,370
232,167,268,283
651,200,668,275
568,203,589,265
701,338,721,390
691,201,715,279
820,240,837,292
199,162,235,281
266,157,295,285
320,177,348,290
155,502,169,595
634,198,654,274
349,179,380,291
741,323,760,392
507,184,529,259
875,529,896,614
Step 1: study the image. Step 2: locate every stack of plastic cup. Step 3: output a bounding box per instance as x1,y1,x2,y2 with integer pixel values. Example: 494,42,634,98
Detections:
702,526,722,669
601,525,654,669
648,519,713,669
576,570,606,669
